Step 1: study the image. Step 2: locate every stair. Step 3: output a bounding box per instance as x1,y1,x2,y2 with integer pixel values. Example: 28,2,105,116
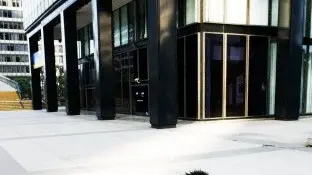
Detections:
0,91,20,101
0,100,32,111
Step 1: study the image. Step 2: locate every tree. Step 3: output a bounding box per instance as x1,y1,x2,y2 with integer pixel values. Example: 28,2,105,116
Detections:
57,73,65,106
10,77,31,99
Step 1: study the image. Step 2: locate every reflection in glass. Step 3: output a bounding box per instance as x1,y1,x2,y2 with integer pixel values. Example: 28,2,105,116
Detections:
271,0,279,26
278,0,291,28
300,46,312,114
136,0,147,39
268,42,277,115
249,37,268,116
225,0,247,25
205,34,223,117
226,35,246,116
128,2,135,43
305,47,312,113
249,0,269,25
120,6,129,45
113,10,121,47
186,0,199,24
205,0,224,23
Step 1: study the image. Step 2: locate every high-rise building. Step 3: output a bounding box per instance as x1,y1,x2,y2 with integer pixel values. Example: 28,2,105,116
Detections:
0,0,29,77
23,0,308,128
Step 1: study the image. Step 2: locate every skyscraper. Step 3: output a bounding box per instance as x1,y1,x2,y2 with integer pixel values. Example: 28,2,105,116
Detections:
0,0,29,77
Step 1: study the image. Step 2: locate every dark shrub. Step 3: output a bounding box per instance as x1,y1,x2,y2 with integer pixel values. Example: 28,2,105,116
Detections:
186,170,209,175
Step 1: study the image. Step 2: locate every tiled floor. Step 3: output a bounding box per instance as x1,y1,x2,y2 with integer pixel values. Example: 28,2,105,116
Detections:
0,110,311,175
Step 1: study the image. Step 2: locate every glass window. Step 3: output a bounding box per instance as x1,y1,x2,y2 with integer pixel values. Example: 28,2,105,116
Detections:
308,0,312,37
136,0,147,39
225,0,247,25
226,35,246,117
113,10,121,47
205,34,223,117
186,0,199,24
271,0,279,26
268,42,277,115
120,6,129,45
278,0,291,28
128,2,135,43
205,0,224,23
300,46,312,113
249,0,269,25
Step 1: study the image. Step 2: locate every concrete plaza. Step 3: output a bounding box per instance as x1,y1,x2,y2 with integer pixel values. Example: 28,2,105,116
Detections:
0,110,311,175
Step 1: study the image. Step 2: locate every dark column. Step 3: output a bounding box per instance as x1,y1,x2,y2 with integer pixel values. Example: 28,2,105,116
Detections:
61,6,80,115
275,0,305,120
42,25,58,112
28,35,42,110
148,0,178,128
92,0,115,120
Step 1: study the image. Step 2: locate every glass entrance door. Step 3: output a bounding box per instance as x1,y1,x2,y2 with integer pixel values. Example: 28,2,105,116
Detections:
129,48,149,116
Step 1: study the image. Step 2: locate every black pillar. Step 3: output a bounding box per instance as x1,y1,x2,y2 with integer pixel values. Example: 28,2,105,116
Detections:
92,0,115,120
148,0,178,128
42,25,58,112
275,0,305,120
28,35,42,110
61,6,80,115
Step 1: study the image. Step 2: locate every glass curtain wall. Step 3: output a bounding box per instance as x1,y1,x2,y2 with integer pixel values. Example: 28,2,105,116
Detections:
179,0,279,27
202,0,278,26
226,35,246,117
300,0,312,114
77,24,96,111
204,34,276,118
113,0,147,48
112,0,149,115
205,34,223,117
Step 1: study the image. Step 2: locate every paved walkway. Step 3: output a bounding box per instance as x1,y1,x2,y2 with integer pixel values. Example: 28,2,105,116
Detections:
0,110,311,175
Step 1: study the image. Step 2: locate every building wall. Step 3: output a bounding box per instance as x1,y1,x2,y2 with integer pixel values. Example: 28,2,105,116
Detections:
22,0,306,121
22,0,59,29
0,0,29,77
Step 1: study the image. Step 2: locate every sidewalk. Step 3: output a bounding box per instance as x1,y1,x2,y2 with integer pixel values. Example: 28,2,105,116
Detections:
0,110,311,175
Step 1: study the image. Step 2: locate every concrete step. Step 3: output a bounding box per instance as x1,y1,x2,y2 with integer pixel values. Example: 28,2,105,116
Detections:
0,100,33,111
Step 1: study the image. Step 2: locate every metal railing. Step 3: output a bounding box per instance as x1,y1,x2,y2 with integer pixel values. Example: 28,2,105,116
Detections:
0,75,20,92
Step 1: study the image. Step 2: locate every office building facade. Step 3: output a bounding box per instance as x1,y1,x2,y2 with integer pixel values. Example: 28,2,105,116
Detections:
23,0,308,128
0,0,29,77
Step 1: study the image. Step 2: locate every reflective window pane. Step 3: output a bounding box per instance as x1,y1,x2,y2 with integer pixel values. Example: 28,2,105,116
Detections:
205,34,223,117
271,0,279,26
205,0,224,23
226,35,246,117
121,6,129,45
136,0,147,39
268,42,277,115
113,10,121,47
248,37,268,116
278,0,291,28
249,0,269,25
300,46,312,114
186,0,199,24
225,0,247,25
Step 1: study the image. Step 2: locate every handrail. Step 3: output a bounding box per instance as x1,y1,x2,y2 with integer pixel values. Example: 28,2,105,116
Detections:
0,75,20,92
